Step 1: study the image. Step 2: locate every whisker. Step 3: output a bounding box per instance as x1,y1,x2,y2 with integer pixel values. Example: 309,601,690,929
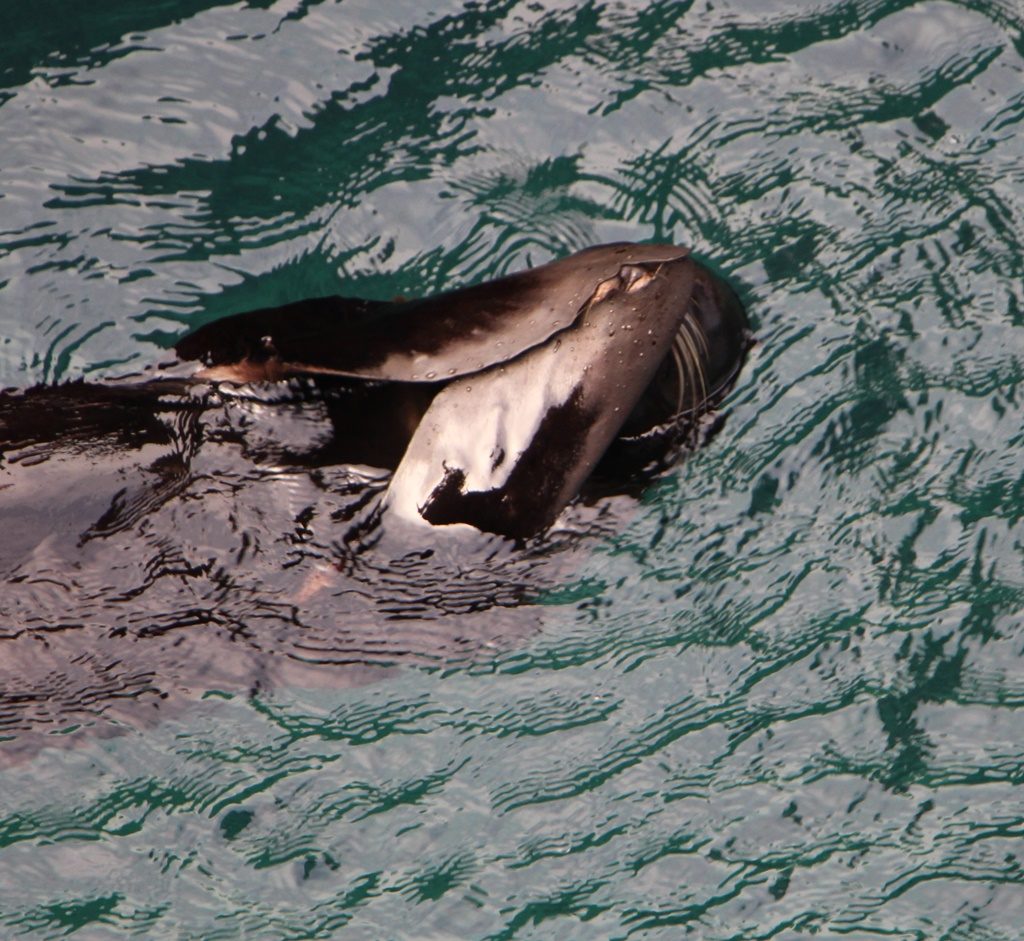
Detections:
676,318,707,415
690,311,709,358
670,335,686,417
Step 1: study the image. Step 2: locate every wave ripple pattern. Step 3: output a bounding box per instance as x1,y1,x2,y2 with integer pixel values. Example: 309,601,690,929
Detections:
1,1,1024,939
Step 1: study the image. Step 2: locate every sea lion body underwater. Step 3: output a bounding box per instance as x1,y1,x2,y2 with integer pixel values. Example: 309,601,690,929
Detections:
173,242,751,539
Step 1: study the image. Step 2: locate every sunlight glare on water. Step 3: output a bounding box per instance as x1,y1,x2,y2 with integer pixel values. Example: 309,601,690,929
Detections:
1,1,1024,938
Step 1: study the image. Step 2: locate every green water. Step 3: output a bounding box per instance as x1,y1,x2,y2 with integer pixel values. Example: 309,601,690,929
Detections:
2,1,1024,938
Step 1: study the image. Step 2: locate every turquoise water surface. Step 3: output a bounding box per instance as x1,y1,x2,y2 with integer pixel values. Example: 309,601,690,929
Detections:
2,1,1024,938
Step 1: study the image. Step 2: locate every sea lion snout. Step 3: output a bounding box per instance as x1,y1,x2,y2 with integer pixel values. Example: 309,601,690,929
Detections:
685,264,752,401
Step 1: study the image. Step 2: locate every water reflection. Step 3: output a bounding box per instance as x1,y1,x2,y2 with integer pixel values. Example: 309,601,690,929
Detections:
2,0,1024,938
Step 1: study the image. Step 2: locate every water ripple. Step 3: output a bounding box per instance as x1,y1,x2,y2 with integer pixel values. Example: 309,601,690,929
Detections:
2,0,1024,939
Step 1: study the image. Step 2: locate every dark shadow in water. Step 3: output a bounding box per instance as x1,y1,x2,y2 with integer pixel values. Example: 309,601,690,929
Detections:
1,0,241,93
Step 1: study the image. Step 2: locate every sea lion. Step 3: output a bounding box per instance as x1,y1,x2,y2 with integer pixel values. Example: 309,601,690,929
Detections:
1,243,749,548
0,242,751,758
174,242,751,538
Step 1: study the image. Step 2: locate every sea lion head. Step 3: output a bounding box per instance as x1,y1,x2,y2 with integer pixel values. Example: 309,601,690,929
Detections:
614,256,752,454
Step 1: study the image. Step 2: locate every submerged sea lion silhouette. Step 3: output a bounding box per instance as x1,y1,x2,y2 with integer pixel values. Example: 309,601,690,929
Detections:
173,242,751,538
